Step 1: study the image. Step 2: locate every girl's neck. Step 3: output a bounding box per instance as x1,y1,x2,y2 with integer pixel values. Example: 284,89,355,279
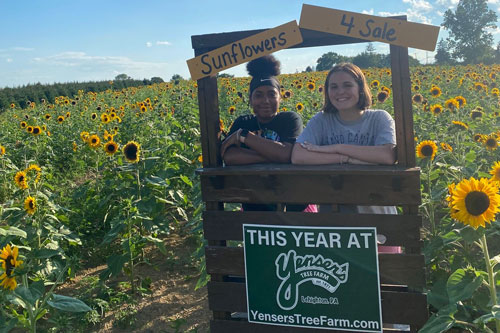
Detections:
337,108,364,122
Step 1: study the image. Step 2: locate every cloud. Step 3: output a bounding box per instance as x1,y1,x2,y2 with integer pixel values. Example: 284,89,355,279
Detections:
435,0,459,7
378,10,433,24
6,58,13,62
146,42,153,48
12,47,34,51
402,0,432,11
31,51,170,80
362,9,374,15
156,41,171,46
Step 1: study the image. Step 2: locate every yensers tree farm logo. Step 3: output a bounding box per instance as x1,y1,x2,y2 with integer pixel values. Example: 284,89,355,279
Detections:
243,225,382,332
275,250,348,310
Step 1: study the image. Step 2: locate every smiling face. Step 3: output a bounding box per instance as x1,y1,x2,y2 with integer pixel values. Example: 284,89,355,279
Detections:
250,85,280,123
327,71,360,113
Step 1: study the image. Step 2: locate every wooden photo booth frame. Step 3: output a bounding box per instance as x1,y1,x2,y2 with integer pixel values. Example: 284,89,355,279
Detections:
191,5,438,332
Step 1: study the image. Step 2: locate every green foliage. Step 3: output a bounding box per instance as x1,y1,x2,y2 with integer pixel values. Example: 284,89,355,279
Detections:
442,0,498,64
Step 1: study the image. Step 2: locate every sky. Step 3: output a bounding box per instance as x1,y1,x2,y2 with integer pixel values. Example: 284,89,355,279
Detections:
1,0,499,88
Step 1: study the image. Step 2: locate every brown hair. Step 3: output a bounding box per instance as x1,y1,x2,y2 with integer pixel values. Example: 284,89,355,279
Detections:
323,63,372,114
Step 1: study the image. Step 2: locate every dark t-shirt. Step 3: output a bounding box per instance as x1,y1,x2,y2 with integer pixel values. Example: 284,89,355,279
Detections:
227,111,303,144
226,111,305,211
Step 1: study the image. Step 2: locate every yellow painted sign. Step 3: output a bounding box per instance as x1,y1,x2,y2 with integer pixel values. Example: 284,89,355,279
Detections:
299,4,439,51
187,20,303,81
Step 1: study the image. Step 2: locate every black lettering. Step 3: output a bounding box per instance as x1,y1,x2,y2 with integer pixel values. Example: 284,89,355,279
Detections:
231,43,239,62
239,42,246,60
251,41,265,54
359,19,373,38
211,55,223,70
244,45,253,57
386,28,396,41
270,36,277,48
200,54,212,74
341,14,355,34
372,26,382,38
277,31,287,46
264,39,272,51
221,51,232,67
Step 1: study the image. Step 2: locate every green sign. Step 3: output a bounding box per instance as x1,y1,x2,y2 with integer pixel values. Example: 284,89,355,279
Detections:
243,224,382,332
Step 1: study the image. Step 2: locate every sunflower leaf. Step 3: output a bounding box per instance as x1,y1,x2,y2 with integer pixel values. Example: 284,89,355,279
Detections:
447,268,483,303
465,150,476,163
47,294,91,312
0,226,27,238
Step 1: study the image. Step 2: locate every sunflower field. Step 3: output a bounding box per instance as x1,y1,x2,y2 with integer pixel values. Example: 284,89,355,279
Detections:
0,63,499,332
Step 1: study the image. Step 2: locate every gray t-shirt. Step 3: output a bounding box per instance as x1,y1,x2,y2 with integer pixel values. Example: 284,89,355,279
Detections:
297,109,397,215
297,109,396,146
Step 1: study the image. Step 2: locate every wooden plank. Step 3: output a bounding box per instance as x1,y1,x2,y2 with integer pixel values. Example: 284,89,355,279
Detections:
390,43,416,167
211,320,414,332
196,75,221,167
188,21,303,80
196,163,420,176
200,172,421,205
208,282,428,326
205,247,425,287
299,5,439,51
202,211,422,246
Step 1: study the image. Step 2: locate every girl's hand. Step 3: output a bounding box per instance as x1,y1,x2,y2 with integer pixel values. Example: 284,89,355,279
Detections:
301,142,336,153
220,129,241,157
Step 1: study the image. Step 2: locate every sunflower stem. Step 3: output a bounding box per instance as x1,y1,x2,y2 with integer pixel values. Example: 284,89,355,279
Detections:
480,234,500,333
22,274,36,333
426,158,436,236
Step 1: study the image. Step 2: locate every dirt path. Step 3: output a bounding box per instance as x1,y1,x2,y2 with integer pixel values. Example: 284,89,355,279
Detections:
60,228,211,332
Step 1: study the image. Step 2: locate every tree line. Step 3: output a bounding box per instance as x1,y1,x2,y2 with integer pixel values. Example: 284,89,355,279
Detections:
0,75,167,112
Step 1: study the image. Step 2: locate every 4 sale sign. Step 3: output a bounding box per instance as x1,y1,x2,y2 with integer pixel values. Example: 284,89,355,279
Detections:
243,224,383,332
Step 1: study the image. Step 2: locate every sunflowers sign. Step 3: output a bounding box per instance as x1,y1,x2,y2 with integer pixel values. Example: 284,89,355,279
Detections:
187,21,303,81
299,4,439,51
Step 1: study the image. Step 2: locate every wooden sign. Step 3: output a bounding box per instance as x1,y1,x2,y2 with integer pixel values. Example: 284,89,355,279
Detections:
187,20,303,81
299,4,439,51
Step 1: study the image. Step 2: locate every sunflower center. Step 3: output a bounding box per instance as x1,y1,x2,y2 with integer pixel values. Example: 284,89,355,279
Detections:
5,255,14,276
486,139,497,147
29,201,35,209
465,191,490,216
125,145,138,159
421,145,434,157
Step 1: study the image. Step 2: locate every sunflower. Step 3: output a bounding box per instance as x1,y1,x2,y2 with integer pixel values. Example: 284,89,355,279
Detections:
416,140,438,160
80,131,90,142
88,134,101,148
451,120,469,131
430,86,441,97
103,141,119,156
490,161,500,183
45,114,51,120
24,196,36,215
32,126,42,135
451,177,500,229
484,135,498,150
57,115,65,123
20,121,27,129
492,88,500,97
0,244,23,290
0,145,5,156
283,90,293,99
123,141,141,163
412,94,423,103
377,91,389,103
10,103,15,108
26,126,34,134
370,80,380,88
228,105,236,115
101,113,110,123
440,142,453,152
431,104,443,116
445,98,459,110
14,171,28,189
473,133,485,142
295,102,304,112
91,113,98,120
306,82,316,91
26,164,42,183
470,110,483,120
454,96,466,108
